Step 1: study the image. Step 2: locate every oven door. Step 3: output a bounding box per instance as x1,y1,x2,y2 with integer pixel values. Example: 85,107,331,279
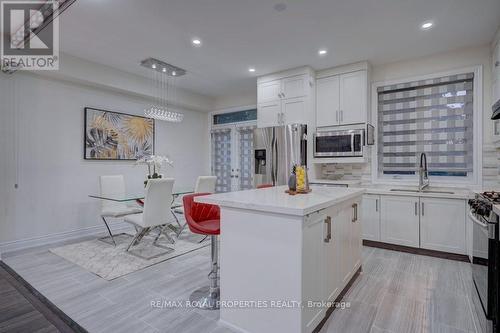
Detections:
314,130,363,158
470,211,498,321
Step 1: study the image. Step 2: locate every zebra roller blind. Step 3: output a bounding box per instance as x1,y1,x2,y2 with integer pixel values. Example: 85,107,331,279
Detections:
377,73,474,177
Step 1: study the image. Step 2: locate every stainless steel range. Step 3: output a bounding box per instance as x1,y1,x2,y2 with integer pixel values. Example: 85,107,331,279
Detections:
468,192,500,332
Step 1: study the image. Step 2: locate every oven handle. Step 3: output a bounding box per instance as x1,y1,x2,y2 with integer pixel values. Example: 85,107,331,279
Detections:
468,210,496,239
468,210,488,229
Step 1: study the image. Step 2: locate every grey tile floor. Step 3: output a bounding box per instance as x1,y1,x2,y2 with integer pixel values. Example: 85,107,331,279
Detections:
3,237,485,333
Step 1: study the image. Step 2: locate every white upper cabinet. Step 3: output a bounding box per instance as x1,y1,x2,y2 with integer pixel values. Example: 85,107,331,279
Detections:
258,100,282,128
420,198,466,254
316,70,368,127
282,75,308,99
257,67,314,128
493,40,500,103
339,71,367,125
316,75,340,127
282,96,307,125
258,79,282,103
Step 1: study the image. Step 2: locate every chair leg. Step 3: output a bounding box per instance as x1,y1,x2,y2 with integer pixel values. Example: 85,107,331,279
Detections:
126,227,148,252
189,235,219,310
153,225,175,245
101,217,116,246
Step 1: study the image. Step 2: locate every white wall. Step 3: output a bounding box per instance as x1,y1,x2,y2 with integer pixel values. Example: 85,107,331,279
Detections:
213,91,256,111
0,72,210,249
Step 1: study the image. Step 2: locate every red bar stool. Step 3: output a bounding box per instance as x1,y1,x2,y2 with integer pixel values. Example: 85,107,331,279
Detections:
257,183,273,189
183,193,220,310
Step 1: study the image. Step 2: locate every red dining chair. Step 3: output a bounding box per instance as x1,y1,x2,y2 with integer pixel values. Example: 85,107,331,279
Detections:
183,193,220,310
257,183,274,189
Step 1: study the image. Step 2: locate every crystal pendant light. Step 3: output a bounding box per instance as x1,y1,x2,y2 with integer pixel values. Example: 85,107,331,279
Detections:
142,58,185,123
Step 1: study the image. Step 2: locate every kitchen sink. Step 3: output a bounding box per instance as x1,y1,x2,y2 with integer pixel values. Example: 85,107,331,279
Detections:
389,189,455,194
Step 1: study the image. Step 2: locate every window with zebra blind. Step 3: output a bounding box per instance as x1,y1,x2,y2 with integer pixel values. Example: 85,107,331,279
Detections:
377,72,475,179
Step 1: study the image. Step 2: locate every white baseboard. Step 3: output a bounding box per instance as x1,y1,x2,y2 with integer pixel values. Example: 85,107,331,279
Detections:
0,221,132,259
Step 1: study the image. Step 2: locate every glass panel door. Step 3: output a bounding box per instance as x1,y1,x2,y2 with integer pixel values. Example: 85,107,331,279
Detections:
237,127,255,190
211,129,232,193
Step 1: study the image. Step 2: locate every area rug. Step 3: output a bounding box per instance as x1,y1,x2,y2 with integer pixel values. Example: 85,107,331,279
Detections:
49,231,209,281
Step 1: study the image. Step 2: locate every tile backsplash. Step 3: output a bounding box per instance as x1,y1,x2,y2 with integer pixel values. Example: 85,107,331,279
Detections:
319,144,500,189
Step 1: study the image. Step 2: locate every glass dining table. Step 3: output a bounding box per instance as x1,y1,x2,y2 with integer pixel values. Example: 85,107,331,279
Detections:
88,187,194,203
89,187,194,243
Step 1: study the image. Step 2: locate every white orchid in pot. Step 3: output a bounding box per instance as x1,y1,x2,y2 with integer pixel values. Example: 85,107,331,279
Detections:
136,155,173,186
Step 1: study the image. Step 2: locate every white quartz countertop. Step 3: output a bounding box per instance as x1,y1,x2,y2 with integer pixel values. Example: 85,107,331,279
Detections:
309,179,362,186
195,185,365,216
359,184,472,199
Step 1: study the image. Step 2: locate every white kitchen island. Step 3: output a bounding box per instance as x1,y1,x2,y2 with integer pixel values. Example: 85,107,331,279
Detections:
196,185,365,333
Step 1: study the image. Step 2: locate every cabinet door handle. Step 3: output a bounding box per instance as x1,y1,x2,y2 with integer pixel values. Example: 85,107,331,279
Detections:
421,202,424,216
281,112,285,125
324,216,332,243
352,203,358,222
375,199,378,212
415,202,418,216
336,111,339,122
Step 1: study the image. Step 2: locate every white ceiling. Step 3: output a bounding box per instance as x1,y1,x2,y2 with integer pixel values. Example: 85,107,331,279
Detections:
59,0,500,98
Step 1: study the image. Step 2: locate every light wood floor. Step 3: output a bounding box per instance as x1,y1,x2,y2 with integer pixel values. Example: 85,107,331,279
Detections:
2,237,485,333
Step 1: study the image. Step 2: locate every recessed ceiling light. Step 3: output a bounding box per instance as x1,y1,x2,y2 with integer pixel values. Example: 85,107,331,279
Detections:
273,3,287,12
248,68,256,73
192,38,202,46
172,71,177,76
421,21,433,30
151,64,156,69
162,67,166,72
318,49,327,56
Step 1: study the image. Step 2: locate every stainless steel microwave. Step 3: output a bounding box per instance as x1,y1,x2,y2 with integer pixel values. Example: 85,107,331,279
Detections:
313,129,364,158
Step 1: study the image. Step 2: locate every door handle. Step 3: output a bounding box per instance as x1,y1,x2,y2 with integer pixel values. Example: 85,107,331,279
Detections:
352,203,358,222
415,202,418,216
375,199,378,212
421,202,424,216
324,216,332,243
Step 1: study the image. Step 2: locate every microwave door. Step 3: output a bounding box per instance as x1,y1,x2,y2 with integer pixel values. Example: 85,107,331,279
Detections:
315,134,353,157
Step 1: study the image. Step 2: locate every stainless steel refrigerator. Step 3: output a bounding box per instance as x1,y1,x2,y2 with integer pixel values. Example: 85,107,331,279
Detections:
253,124,307,186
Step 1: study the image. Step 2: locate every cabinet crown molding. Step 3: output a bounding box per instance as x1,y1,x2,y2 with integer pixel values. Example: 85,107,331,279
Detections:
257,66,314,84
316,61,370,79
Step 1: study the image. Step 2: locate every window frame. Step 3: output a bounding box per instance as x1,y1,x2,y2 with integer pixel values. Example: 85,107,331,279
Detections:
371,66,483,187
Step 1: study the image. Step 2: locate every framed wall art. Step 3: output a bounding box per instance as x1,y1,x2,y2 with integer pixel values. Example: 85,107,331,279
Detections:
84,107,155,160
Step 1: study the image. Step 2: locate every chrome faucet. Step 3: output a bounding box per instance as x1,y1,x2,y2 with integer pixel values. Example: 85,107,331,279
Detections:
418,152,429,191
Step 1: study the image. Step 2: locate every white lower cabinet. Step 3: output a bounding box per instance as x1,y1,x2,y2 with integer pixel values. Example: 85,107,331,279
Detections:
302,199,362,333
372,194,467,255
302,211,326,332
361,195,380,241
420,197,466,254
380,195,420,248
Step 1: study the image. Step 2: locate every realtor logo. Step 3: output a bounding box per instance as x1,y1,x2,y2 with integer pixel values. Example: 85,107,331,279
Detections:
1,0,59,70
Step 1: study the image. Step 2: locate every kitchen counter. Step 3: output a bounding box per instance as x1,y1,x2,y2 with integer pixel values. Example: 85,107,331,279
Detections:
358,184,473,200
195,186,364,333
196,185,365,216
309,178,362,186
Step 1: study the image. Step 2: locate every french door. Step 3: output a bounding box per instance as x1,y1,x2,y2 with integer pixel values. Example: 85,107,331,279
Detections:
211,124,256,192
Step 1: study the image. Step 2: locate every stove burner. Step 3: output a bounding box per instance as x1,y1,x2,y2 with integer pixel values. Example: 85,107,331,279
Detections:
482,191,500,203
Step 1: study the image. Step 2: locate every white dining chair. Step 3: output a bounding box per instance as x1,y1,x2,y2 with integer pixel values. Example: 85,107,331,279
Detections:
99,175,142,246
173,176,217,214
124,178,177,259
